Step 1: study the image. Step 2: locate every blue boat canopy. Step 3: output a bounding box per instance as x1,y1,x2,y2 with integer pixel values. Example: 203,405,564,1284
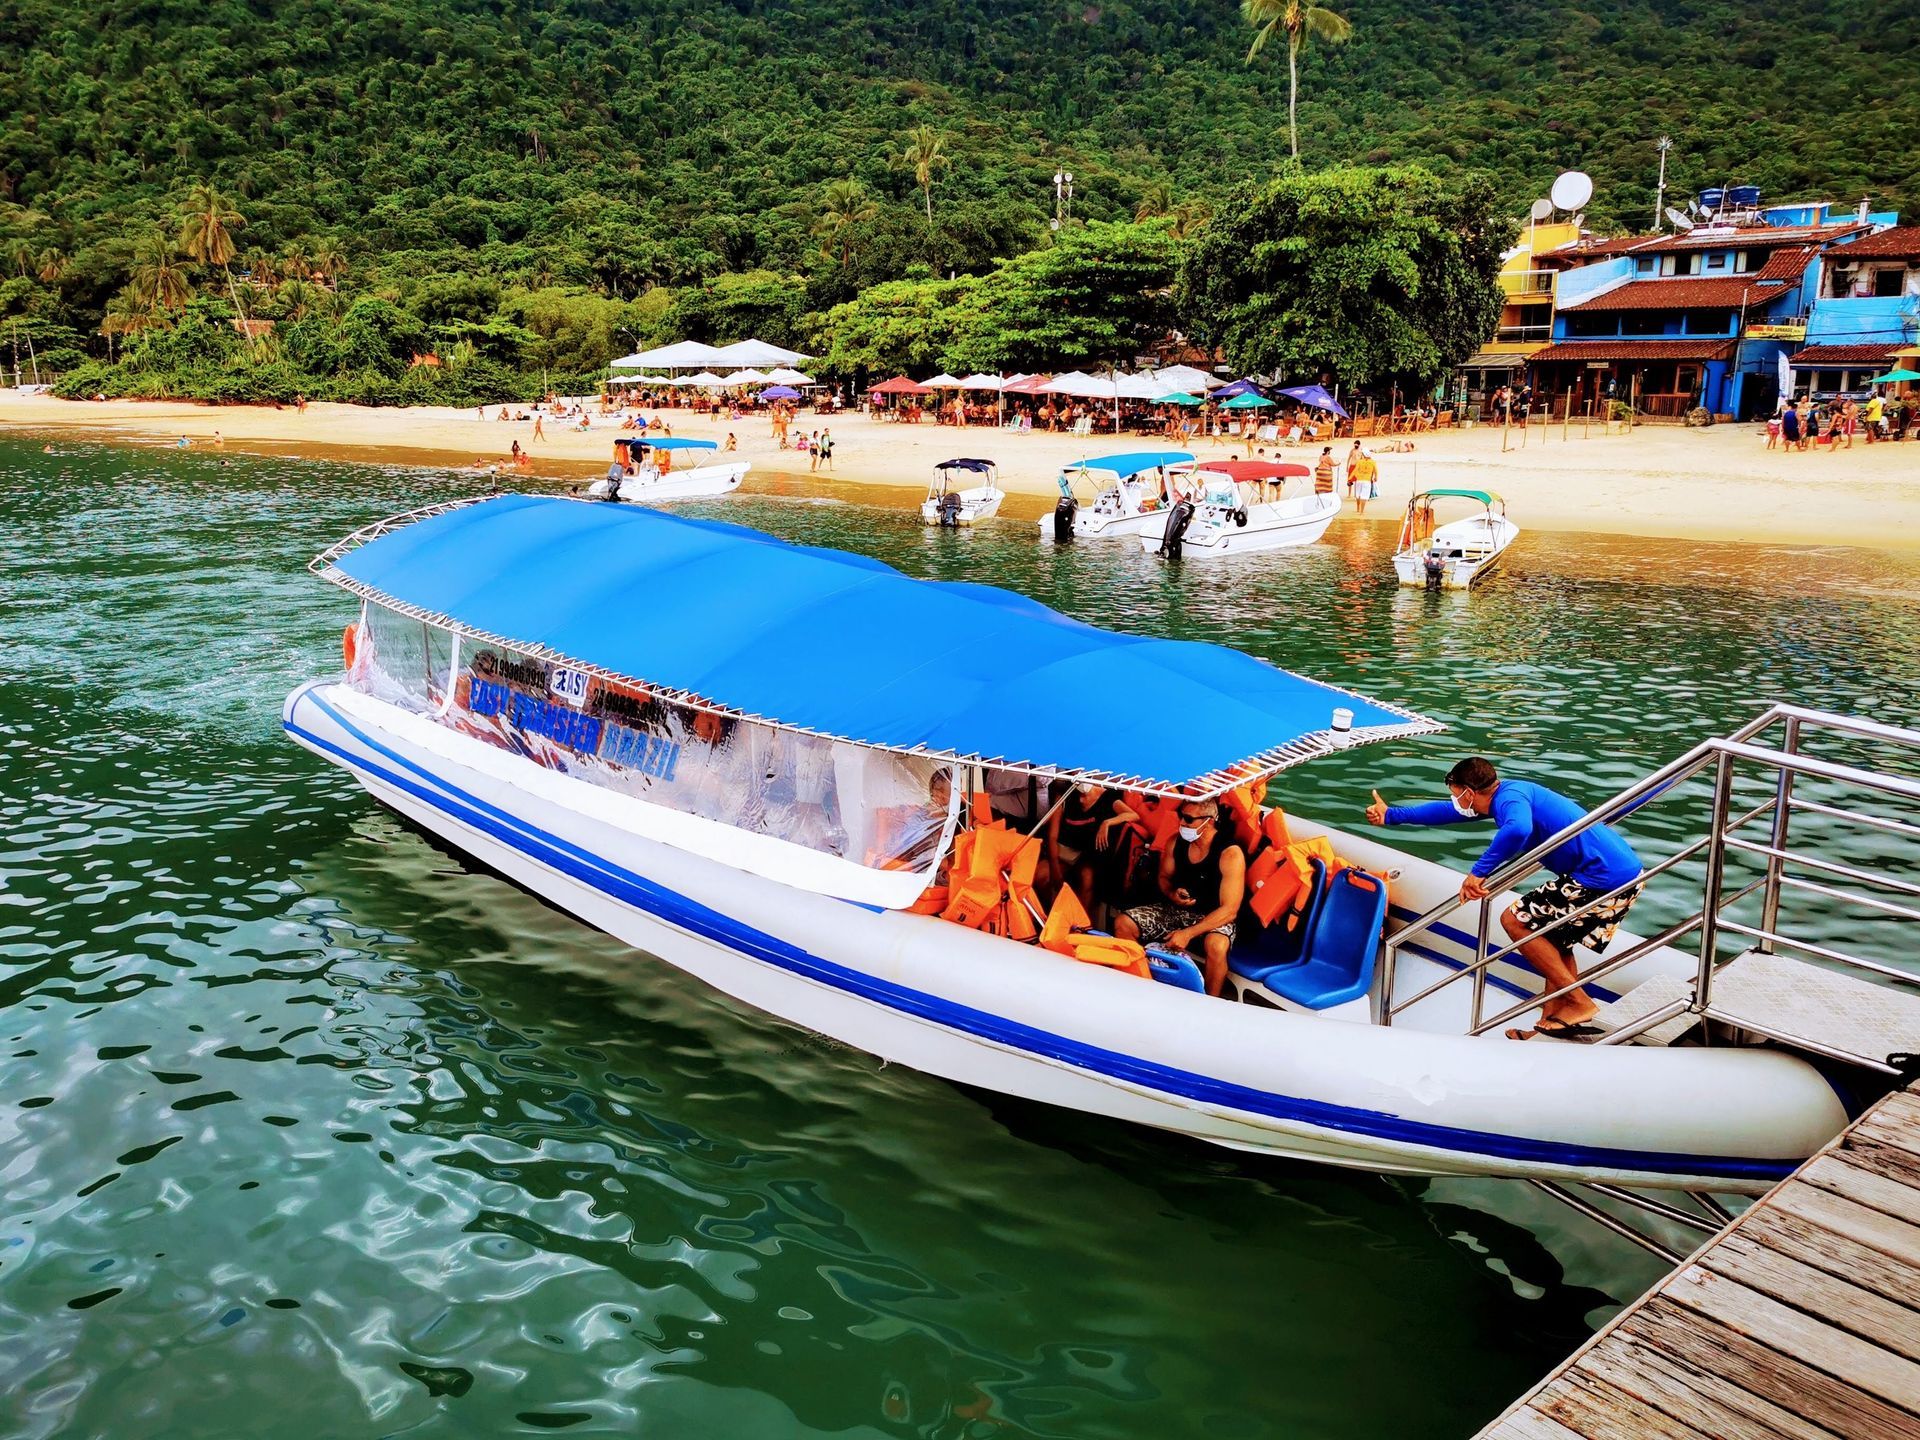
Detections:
318,496,1438,795
622,436,716,452
1066,451,1193,480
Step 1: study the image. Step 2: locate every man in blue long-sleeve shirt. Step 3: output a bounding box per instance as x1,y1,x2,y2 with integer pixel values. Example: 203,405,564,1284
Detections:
1365,757,1644,1040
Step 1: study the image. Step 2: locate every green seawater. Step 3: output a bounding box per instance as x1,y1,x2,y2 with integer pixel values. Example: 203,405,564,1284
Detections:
2,435,1916,1439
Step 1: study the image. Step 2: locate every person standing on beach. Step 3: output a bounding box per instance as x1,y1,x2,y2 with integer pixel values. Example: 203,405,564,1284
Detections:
1348,446,1378,515
533,412,546,442
1313,446,1337,498
807,433,821,472
1839,397,1858,450
1780,399,1803,452
818,429,834,471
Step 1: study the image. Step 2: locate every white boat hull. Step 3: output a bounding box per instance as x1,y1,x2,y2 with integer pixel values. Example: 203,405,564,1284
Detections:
1137,492,1341,558
1036,507,1166,541
921,486,1005,526
285,680,1848,1194
587,461,750,504
1394,514,1520,588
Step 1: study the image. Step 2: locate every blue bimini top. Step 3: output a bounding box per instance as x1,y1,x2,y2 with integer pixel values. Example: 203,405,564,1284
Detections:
319,495,1439,795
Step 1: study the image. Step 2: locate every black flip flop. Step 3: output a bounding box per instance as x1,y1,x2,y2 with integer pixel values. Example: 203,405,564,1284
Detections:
1507,1017,1603,1042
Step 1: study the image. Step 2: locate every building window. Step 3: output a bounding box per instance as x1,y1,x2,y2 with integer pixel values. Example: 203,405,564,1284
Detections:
1734,251,1751,273
1706,253,1727,270
1635,257,1656,275
1876,268,1905,298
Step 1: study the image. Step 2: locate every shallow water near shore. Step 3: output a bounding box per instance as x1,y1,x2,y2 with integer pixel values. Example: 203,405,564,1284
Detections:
2,437,1917,1439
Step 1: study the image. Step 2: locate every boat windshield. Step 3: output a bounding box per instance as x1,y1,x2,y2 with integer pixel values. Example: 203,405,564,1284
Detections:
352,602,952,874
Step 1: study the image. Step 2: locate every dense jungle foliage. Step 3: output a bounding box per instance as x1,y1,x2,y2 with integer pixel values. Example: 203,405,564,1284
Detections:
3,0,1914,400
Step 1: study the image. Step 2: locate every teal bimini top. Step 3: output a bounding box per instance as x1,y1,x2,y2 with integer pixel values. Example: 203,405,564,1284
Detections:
319,495,1438,795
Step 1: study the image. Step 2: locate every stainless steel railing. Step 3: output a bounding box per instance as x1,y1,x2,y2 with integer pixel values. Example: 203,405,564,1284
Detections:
1376,705,1920,1067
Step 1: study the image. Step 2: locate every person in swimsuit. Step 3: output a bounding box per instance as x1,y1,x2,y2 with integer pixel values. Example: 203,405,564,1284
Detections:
1115,796,1246,996
1045,784,1138,925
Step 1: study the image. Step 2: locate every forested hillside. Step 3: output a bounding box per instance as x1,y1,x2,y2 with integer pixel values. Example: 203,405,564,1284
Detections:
3,0,1915,391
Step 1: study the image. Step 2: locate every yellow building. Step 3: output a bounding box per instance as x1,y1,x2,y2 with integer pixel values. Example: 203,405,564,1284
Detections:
1456,220,1580,413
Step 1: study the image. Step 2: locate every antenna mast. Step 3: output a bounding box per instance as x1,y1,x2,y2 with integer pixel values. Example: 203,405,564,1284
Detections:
1653,136,1672,233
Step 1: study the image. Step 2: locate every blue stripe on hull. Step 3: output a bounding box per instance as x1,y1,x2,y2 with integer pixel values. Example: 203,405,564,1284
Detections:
286,689,1796,1184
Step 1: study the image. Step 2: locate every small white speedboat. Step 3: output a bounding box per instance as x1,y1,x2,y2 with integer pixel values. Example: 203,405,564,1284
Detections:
1039,450,1194,541
922,458,1004,526
586,437,748,503
1392,488,1517,589
287,495,1863,1200
1138,460,1340,559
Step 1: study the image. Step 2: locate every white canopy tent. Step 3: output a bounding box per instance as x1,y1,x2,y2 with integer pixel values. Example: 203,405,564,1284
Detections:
712,339,812,368
720,368,770,386
1041,372,1115,398
611,341,726,370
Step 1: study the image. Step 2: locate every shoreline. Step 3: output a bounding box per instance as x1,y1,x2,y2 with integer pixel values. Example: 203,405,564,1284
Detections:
7,391,1919,551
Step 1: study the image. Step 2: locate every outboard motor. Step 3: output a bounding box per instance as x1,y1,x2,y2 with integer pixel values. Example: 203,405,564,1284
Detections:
1052,495,1079,542
939,491,964,528
1157,499,1196,560
1422,550,1447,589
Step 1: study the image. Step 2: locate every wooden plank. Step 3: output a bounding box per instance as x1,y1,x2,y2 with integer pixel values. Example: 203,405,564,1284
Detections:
1701,1231,1920,1361
1840,1136,1920,1190
1664,1264,1920,1413
1741,1204,1920,1313
1849,1109,1920,1162
1631,1298,1920,1440
1801,1152,1920,1223
1771,1180,1920,1267
1479,1406,1588,1440
1859,1089,1920,1139
1581,1330,1845,1440
1534,1368,1717,1440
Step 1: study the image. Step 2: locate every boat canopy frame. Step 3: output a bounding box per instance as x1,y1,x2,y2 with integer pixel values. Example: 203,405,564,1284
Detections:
313,497,1442,799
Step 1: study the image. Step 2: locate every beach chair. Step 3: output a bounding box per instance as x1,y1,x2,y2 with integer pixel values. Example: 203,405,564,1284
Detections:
1257,423,1279,443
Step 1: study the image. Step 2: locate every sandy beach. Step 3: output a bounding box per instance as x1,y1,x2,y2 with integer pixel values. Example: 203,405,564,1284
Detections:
6,390,1918,549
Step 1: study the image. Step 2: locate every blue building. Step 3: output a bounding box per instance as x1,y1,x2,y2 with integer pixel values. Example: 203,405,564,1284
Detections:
1528,222,1853,420
1790,225,1920,398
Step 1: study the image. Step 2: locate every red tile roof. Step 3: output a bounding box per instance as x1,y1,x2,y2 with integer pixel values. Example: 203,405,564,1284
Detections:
1788,343,1897,367
1564,278,1768,311
1530,340,1736,364
1835,226,1920,260
1553,224,1863,259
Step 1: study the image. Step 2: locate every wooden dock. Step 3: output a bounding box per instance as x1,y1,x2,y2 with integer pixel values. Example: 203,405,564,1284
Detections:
1476,1083,1920,1440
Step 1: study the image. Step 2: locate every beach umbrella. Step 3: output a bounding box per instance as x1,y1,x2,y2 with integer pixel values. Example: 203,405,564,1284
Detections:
1870,368,1920,383
1220,393,1275,410
684,371,727,387
923,373,963,388
1151,364,1222,392
720,368,769,385
1278,383,1350,419
1002,375,1053,395
1157,391,1204,406
868,376,931,395
958,373,1005,391
760,384,802,400
764,367,815,385
1211,378,1265,399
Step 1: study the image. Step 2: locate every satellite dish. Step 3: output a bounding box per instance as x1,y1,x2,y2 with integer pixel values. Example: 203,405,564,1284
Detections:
1666,208,1695,232
1529,197,1554,222
1550,170,1594,212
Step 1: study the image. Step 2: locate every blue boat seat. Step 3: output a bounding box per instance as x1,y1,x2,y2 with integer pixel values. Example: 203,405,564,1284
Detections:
1146,947,1205,992
1261,868,1388,1010
1229,857,1331,984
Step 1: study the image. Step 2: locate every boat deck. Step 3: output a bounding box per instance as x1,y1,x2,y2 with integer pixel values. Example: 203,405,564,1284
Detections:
1474,1079,1920,1440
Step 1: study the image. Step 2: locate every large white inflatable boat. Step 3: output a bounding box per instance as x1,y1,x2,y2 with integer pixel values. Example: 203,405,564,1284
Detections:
287,496,1875,1199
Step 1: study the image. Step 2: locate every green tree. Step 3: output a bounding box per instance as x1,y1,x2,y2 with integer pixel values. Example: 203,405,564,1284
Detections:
813,180,879,269
1176,165,1510,390
809,271,980,378
893,127,951,230
945,220,1178,373
128,232,192,318
1243,0,1353,160
177,182,250,330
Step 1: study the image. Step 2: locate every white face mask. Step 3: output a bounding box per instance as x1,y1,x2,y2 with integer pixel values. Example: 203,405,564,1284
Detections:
1177,824,1203,843
1450,791,1477,818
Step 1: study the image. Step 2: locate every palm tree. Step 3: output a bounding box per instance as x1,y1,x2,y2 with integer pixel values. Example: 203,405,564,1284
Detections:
276,276,320,320
813,179,878,268
240,246,279,291
34,247,65,283
1242,0,1353,160
128,232,192,318
177,181,251,328
893,126,951,229
100,289,149,360
5,238,33,278
308,239,346,287
279,240,312,282
1135,180,1174,223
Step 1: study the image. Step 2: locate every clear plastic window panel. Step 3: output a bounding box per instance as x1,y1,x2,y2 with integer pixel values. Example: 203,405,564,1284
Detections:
355,603,436,713
425,631,951,871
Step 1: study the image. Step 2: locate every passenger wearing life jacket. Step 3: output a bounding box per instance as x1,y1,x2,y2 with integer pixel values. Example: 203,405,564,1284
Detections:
1045,783,1138,927
1114,794,1246,997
